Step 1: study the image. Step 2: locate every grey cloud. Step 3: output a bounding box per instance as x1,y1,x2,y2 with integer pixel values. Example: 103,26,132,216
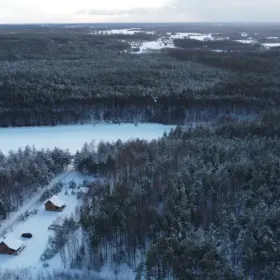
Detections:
77,5,176,17
173,0,280,21
77,0,280,21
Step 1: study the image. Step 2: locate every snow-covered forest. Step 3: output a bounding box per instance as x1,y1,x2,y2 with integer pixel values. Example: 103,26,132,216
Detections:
0,147,71,219
1,24,279,127
1,23,280,279
73,111,280,279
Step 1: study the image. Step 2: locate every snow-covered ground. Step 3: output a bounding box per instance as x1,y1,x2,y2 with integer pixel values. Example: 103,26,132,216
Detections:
0,171,93,271
129,32,215,53
0,171,73,237
134,39,175,53
212,49,225,53
91,28,155,35
0,123,175,154
262,42,280,48
91,28,280,53
235,40,280,48
170,32,213,41
235,39,257,44
0,169,136,279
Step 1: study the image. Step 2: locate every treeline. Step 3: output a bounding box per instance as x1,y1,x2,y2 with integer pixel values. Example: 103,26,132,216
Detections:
0,30,279,126
72,112,280,279
0,147,71,221
166,48,280,105
173,38,262,52
166,47,280,73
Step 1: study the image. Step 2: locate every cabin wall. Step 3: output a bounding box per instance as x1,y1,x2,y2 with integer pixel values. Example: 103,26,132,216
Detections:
45,202,57,211
0,243,15,255
45,201,64,212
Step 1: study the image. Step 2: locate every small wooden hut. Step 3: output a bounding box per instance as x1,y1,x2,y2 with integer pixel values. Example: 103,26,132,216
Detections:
45,195,66,212
0,234,26,255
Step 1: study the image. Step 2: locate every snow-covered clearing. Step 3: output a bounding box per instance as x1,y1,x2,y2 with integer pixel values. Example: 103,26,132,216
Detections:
133,39,175,53
0,170,135,279
235,39,280,48
235,39,257,44
129,32,234,53
91,28,155,35
170,32,213,41
0,170,73,237
0,171,94,271
0,123,175,154
262,42,280,48
212,49,226,53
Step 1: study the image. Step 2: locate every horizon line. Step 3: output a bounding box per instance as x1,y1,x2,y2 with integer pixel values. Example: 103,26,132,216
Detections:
1,21,280,26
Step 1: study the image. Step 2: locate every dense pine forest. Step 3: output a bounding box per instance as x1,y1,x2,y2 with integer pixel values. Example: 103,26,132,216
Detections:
2,23,280,279
0,147,71,220
72,112,280,280
1,26,280,126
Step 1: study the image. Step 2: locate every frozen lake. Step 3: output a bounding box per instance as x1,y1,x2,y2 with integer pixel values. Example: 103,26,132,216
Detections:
0,123,175,154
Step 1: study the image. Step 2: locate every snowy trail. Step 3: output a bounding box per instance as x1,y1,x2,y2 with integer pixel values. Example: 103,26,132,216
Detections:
0,168,74,237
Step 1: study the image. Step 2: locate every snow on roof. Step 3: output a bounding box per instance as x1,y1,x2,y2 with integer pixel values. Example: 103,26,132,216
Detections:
79,187,89,194
1,233,24,250
47,195,66,208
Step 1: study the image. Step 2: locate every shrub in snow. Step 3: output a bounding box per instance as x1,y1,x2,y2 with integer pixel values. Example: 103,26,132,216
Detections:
19,214,26,222
40,182,64,202
68,180,77,189
40,245,57,261
41,217,79,261
53,182,64,193
39,190,51,202
30,208,38,215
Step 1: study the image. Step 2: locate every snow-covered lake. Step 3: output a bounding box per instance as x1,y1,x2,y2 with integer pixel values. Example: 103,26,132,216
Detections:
0,123,175,154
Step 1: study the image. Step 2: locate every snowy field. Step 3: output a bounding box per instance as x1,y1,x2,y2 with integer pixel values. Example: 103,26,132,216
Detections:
262,42,280,48
235,39,257,44
0,123,175,154
90,28,280,53
135,39,175,53
132,32,215,53
0,172,92,271
170,32,213,41
91,28,155,35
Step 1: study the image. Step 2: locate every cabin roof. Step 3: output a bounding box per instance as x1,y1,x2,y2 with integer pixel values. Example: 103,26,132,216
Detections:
46,195,66,208
1,234,24,251
79,187,89,194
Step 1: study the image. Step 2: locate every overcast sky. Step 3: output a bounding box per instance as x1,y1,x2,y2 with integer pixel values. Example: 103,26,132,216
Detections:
0,0,279,24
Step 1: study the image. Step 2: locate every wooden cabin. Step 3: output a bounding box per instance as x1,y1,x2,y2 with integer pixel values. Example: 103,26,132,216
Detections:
0,234,26,255
45,195,66,212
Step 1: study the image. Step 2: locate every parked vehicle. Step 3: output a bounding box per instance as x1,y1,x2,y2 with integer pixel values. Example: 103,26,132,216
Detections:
21,233,32,238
